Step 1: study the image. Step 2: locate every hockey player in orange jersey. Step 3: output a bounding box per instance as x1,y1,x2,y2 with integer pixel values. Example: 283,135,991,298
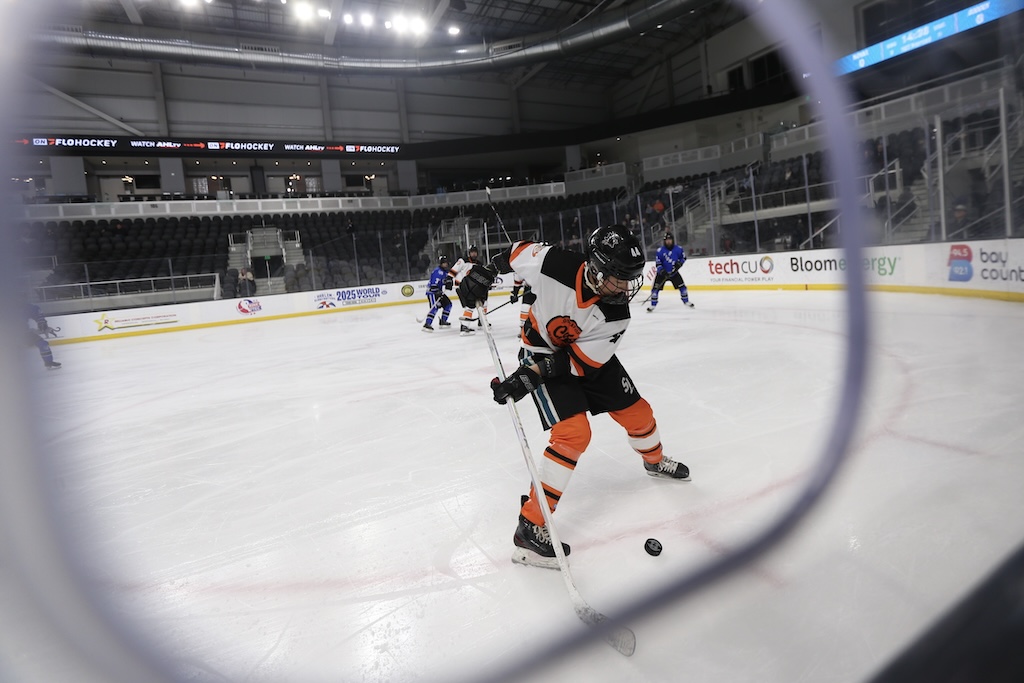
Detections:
458,225,690,569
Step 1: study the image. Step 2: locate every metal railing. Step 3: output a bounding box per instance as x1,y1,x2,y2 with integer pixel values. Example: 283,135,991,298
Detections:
35,272,219,303
799,214,841,250
18,182,568,221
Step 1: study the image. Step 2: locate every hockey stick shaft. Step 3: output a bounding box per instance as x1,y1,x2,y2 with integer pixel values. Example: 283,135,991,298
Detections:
485,186,516,245
484,299,512,314
476,303,635,656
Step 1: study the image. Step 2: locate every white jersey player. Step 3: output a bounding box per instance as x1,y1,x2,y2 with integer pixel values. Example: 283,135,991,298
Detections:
449,245,484,335
457,226,690,569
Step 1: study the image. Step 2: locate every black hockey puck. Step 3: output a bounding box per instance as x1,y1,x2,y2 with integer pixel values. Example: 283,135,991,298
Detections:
644,538,662,556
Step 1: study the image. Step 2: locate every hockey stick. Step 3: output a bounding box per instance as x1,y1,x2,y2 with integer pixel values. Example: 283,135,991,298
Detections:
485,299,513,314
476,303,636,657
485,187,516,244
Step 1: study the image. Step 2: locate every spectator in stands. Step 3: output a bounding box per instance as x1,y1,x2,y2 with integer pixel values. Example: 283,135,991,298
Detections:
790,218,807,250
112,220,125,235
891,188,917,226
652,197,666,222
949,204,970,237
238,267,256,297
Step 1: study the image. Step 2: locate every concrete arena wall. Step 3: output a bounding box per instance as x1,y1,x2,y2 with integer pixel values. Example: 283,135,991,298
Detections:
49,239,1024,344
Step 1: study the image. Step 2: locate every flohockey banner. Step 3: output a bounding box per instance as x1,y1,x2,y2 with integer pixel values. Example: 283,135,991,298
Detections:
12,135,406,159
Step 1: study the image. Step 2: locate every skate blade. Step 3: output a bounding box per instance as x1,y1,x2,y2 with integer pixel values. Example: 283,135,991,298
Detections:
511,548,560,570
645,470,691,481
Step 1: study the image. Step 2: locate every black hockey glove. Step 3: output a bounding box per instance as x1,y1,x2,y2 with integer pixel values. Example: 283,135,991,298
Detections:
458,263,497,308
510,285,521,304
443,275,454,290
490,366,542,405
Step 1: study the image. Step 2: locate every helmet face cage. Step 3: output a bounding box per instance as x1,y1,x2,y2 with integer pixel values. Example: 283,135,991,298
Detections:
586,225,645,304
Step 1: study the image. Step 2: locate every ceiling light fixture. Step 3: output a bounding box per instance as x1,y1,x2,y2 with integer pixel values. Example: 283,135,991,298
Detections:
448,26,460,36
360,12,373,27
393,15,408,33
411,17,426,35
294,2,314,20
317,8,331,19
343,13,353,24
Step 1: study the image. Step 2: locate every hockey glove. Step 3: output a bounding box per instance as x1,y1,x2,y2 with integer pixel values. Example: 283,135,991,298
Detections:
510,286,521,304
458,263,497,308
491,365,541,404
443,275,454,290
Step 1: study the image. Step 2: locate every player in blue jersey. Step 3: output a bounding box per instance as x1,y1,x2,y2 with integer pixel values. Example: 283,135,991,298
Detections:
647,231,694,312
422,255,454,332
26,303,61,369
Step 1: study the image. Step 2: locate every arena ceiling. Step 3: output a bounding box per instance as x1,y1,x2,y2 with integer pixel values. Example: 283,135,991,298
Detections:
60,0,747,91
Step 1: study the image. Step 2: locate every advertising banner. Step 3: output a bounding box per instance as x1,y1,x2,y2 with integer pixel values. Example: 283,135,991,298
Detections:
46,239,1024,344
13,135,405,159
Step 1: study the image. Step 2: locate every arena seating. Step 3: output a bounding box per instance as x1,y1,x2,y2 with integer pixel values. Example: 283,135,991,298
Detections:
21,188,629,297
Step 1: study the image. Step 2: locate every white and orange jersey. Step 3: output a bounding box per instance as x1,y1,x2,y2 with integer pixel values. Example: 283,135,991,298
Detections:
503,241,630,378
448,257,479,286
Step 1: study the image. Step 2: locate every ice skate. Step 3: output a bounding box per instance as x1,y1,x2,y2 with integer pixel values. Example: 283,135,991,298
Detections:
646,304,656,313
512,515,570,569
45,360,62,370
683,300,695,308
644,456,690,480
421,323,434,333
438,320,452,328
459,324,475,336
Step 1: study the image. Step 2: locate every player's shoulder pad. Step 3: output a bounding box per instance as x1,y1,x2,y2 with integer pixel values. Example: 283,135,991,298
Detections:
539,246,586,286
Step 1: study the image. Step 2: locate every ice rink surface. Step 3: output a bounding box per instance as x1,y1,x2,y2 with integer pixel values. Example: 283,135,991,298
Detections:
18,289,1024,682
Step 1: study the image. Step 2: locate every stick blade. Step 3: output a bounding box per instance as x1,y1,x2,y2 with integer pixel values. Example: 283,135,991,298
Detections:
575,606,636,657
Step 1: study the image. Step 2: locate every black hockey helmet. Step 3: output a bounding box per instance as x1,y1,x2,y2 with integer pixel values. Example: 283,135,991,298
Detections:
585,224,645,304
438,254,450,266
663,231,674,242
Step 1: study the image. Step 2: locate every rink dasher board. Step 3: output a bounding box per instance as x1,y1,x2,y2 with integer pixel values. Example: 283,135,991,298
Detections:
47,239,1024,344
